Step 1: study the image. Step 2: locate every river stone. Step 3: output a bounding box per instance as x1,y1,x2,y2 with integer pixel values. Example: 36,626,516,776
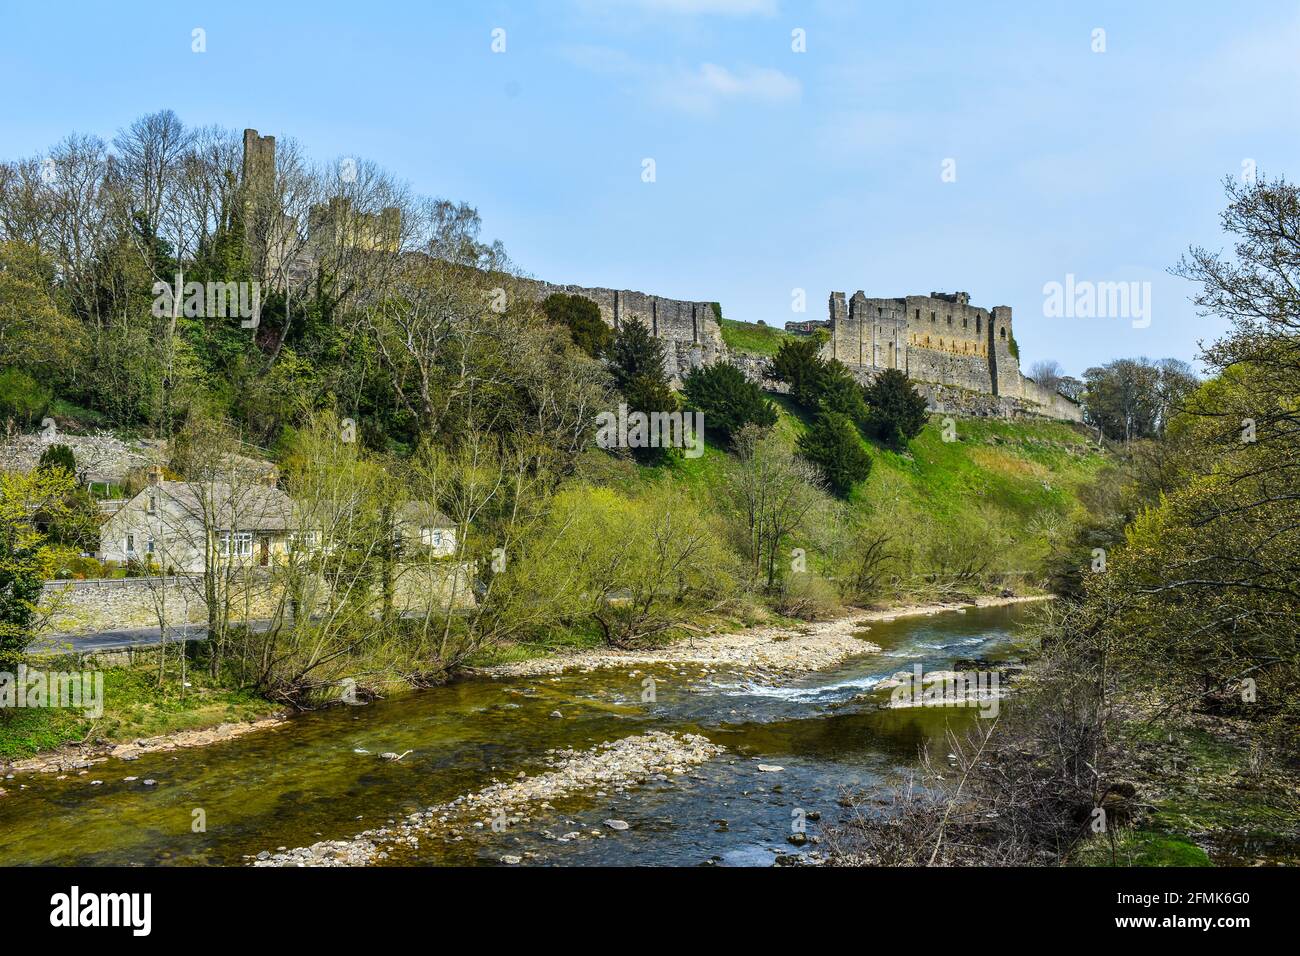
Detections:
501,855,522,865
604,819,630,831
757,765,784,773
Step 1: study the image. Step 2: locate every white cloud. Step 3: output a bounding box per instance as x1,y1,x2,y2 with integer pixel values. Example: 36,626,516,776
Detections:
562,46,800,114
655,63,801,113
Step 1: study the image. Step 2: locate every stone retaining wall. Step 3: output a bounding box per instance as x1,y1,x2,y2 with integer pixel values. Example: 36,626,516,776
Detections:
40,563,476,636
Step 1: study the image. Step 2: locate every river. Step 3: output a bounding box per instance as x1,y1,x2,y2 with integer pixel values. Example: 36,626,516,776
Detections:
0,603,1034,866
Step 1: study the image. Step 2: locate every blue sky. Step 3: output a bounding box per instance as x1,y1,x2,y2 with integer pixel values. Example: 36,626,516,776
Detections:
3,0,1298,375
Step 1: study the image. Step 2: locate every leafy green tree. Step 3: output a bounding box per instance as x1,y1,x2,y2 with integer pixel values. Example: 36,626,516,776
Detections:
863,369,929,449
0,469,80,670
0,521,42,671
798,412,872,496
0,369,51,427
681,362,777,447
542,293,611,357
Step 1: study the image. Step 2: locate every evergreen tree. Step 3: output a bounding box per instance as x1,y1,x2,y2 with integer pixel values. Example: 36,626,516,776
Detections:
607,319,669,394
768,338,827,409
797,412,872,496
681,362,777,447
863,369,930,449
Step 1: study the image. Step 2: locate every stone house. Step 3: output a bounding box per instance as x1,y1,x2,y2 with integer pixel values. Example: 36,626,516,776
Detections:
97,467,294,573
394,502,457,558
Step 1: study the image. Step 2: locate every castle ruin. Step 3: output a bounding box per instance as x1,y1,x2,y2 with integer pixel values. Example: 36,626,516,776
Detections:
236,127,1079,421
822,290,1082,421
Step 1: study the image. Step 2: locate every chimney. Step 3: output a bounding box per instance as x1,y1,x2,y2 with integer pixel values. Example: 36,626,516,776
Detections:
147,464,164,486
263,465,280,488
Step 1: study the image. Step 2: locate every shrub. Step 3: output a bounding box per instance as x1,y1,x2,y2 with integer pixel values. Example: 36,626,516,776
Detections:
774,572,841,620
798,412,872,496
37,444,77,476
681,362,777,447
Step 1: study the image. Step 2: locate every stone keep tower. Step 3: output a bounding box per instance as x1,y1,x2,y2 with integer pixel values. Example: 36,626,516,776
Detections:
824,290,1022,397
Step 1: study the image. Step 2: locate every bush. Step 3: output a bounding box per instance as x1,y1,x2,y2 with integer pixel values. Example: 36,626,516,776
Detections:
863,369,929,449
681,361,777,447
798,412,872,496
774,572,841,620
37,444,77,476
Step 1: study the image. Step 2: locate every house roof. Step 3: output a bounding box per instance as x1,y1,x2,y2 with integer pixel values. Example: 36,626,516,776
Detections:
150,480,295,532
394,501,454,530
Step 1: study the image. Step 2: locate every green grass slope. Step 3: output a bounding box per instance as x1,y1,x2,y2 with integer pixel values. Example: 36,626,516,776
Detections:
660,397,1109,583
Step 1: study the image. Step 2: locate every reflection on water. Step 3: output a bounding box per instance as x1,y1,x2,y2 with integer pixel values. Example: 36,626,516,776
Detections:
0,604,1035,866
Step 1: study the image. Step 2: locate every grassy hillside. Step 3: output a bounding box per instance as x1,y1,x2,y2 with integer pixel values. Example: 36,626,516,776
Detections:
663,397,1109,590
719,318,790,356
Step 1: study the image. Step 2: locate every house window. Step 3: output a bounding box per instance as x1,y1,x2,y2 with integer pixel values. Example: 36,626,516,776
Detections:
220,531,253,557
147,494,156,514
126,533,135,553
289,531,320,553
146,538,155,554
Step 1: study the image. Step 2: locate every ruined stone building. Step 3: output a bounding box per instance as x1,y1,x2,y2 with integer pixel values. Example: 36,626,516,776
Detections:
822,290,1082,421
240,129,402,283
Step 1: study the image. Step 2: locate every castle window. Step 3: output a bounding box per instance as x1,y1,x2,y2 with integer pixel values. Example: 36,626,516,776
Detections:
946,314,952,325
976,316,982,334
999,327,1006,340
930,311,936,322
915,309,920,321
962,317,968,329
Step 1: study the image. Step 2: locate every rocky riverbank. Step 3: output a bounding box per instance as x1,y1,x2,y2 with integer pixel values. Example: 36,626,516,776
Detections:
250,730,724,867
1,717,288,777
479,595,1051,682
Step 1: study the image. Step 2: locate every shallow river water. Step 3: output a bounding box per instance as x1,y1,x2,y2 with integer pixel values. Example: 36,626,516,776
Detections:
0,603,1033,866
